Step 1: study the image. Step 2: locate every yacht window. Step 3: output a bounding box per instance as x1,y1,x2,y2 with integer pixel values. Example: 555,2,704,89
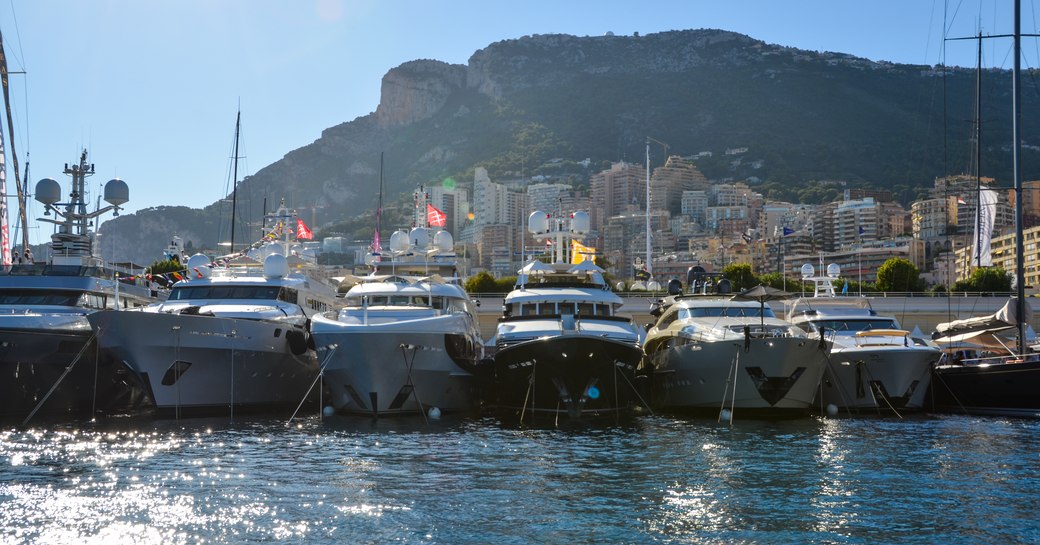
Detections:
539,303,557,316
0,289,82,306
809,319,898,332
521,304,536,316
577,303,594,316
168,285,283,301
681,306,775,319
432,297,445,310
369,296,389,305
278,287,299,304
658,310,680,329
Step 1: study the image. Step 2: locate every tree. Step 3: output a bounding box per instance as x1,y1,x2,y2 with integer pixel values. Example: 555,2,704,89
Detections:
951,267,1012,293
464,271,497,293
722,263,758,292
875,258,923,292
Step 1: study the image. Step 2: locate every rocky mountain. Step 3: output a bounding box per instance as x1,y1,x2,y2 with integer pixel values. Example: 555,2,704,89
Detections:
92,28,1038,265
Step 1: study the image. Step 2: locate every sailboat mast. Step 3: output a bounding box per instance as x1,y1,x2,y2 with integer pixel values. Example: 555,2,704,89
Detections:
229,110,241,253
645,139,652,280
975,31,983,269
0,29,29,254
1012,0,1026,354
375,152,383,252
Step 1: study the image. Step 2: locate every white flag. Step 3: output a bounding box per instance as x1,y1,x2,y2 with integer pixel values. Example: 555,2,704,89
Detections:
972,187,997,267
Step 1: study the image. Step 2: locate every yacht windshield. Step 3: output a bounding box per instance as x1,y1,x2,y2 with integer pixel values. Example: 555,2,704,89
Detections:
0,289,82,306
168,285,283,301
679,306,775,319
808,319,898,332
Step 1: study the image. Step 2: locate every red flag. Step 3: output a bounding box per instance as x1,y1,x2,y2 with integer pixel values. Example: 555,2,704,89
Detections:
427,204,446,227
296,218,313,240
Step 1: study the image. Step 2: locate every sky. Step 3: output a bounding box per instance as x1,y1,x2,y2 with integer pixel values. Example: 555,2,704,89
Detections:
2,0,1039,245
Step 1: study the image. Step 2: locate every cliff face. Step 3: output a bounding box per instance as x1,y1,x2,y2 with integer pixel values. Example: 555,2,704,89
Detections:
375,60,468,128
91,29,1033,265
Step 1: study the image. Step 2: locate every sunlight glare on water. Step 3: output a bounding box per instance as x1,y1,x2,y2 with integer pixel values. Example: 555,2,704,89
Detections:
1,414,1039,544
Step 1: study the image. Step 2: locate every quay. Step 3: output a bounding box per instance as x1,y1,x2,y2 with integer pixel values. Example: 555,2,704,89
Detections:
471,294,1037,341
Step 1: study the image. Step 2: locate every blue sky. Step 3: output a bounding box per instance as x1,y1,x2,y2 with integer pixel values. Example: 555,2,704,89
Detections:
1,0,1038,245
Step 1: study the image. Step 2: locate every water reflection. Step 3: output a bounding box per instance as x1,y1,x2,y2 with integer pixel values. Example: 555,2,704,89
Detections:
1,414,1039,544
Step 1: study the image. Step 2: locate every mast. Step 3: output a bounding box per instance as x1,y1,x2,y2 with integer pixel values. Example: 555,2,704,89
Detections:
374,152,383,252
974,31,983,268
229,110,241,253
644,140,652,280
0,29,29,254
1012,0,1026,354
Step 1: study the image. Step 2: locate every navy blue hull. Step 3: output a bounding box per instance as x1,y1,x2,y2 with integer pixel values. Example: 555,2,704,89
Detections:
490,335,642,422
929,361,1040,418
0,328,148,420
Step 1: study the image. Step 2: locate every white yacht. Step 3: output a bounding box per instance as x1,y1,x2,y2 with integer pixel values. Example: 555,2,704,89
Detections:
786,263,938,413
87,201,340,415
641,283,829,417
488,211,645,422
310,193,483,417
0,151,159,421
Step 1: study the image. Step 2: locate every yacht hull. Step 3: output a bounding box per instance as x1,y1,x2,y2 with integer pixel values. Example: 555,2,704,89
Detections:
929,360,1040,418
491,335,642,422
646,336,829,415
312,318,481,416
88,310,318,415
0,325,147,419
818,347,936,412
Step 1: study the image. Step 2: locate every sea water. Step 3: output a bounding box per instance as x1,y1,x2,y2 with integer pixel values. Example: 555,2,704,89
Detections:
1,413,1038,544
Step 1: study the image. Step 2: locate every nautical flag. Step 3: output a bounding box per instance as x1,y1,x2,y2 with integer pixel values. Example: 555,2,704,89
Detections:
858,226,865,236
973,187,998,267
296,218,313,240
0,122,9,266
742,232,752,243
427,204,446,227
842,281,849,295
957,196,967,205
571,239,596,264
782,226,794,237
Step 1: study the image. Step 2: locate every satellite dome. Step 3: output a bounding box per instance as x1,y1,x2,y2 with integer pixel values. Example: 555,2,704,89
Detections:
389,230,409,252
826,263,841,278
433,230,454,252
528,211,549,234
800,263,815,279
409,227,429,249
570,211,590,234
263,253,289,279
35,178,62,205
185,254,212,280
104,178,129,206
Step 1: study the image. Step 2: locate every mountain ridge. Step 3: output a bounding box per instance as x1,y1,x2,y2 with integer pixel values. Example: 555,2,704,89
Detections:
89,28,1037,265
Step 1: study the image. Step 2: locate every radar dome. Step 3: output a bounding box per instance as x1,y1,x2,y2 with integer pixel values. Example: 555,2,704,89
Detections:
570,211,590,234
800,263,815,279
35,178,61,205
104,178,129,206
433,230,454,252
263,253,289,279
528,211,549,234
826,263,841,278
389,230,410,252
647,280,662,292
409,227,429,249
185,254,212,280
